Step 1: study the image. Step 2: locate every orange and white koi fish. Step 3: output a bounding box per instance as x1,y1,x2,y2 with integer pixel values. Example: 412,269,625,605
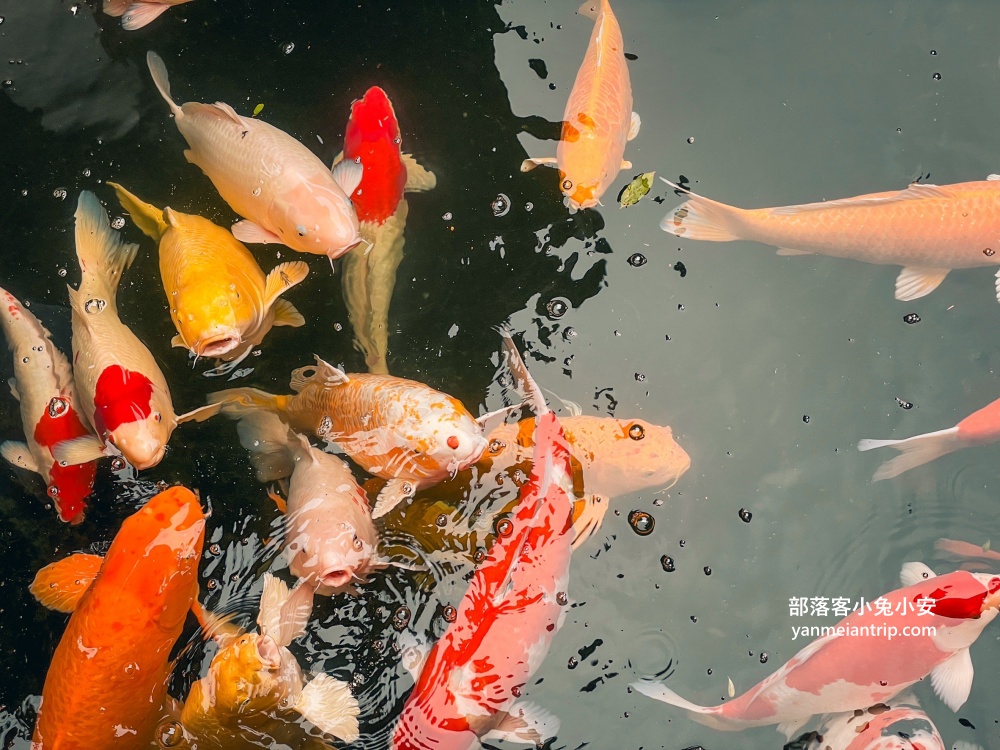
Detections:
54,192,218,471
231,410,380,595
521,0,640,211
661,176,1000,302
858,396,1000,480
208,357,497,518
30,485,205,748
804,693,946,750
179,573,359,747
0,286,96,523
110,182,309,362
337,86,436,374
147,52,363,260
103,0,192,29
632,562,1000,739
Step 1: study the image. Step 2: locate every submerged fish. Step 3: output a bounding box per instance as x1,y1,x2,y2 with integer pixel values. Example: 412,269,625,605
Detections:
103,0,193,29
338,86,436,374
858,396,1000,481
632,562,1000,738
146,51,363,260
0,286,96,523
661,176,1000,302
208,357,491,518
180,573,360,747
392,406,574,750
110,182,309,361
30,485,205,748
55,192,218,471
803,693,945,750
521,0,640,211
231,410,380,595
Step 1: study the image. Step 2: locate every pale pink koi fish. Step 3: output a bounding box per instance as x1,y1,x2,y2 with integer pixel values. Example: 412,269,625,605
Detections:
104,0,193,30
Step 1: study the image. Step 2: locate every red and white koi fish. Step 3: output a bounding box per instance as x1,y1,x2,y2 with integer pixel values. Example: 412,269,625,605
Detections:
858,396,1000,481
147,52,362,261
804,693,945,750
521,0,639,211
208,358,500,518
391,339,572,750
337,86,436,374
632,562,1000,738
0,286,96,523
661,176,1000,302
30,486,205,748
55,192,217,471
103,0,193,30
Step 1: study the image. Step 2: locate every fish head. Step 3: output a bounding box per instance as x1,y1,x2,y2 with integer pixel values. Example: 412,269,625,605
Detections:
107,409,171,470
559,170,601,211
563,416,691,497
211,633,286,710
416,400,489,477
94,365,172,469
345,86,401,152
276,183,362,259
971,572,1000,613
172,291,244,358
288,510,378,595
100,486,204,633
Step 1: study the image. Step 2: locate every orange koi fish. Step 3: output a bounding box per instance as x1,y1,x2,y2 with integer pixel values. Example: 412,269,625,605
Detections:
30,485,206,748
662,176,1000,302
522,0,640,211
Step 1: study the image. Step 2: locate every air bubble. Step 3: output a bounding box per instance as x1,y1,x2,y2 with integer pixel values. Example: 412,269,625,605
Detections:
111,457,126,471
392,605,410,630
442,212,453,221
563,327,577,341
317,415,333,436
48,397,69,417
209,544,222,556
282,42,295,54
660,555,675,572
932,72,941,80
524,202,534,211
85,298,106,315
903,313,921,324
687,136,695,144
436,514,448,528
627,253,647,267
896,397,913,410
82,168,91,177
473,548,486,564
759,652,769,664
704,566,712,576
491,193,511,217
802,415,810,423
628,510,654,536
495,518,514,537
333,322,343,331
442,605,457,622
556,591,568,605
53,188,67,200
634,373,645,382
156,720,184,748
738,508,752,523
546,298,569,319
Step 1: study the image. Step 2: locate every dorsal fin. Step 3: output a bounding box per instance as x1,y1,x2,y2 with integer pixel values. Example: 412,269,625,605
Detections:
289,355,349,392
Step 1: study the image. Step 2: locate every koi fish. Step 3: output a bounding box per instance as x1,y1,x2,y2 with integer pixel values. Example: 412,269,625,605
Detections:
392,402,574,749
803,693,945,750
0,286,96,523
661,176,1000,302
110,182,309,362
30,485,206,748
230,410,380,595
54,192,218,471
146,52,363,261
103,0,193,29
858,396,1000,481
521,0,640,211
208,357,497,518
632,562,1000,738
337,86,436,374
179,573,360,747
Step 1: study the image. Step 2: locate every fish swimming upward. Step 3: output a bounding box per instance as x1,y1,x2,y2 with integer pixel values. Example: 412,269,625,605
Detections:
179,573,360,748
30,485,206,749
805,693,945,750
229,410,381,595
208,357,492,518
858,395,1000,481
103,0,193,29
521,0,640,211
661,176,1000,302
0,286,97,523
146,51,363,260
337,86,436,374
54,192,218,471
631,562,1000,739
110,182,309,363
392,404,574,750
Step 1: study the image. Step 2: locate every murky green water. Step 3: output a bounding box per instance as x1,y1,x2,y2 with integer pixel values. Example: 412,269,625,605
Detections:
3,1,1000,748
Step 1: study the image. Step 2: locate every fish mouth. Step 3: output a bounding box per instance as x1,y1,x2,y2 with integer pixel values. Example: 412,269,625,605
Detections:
194,331,242,358
319,568,355,590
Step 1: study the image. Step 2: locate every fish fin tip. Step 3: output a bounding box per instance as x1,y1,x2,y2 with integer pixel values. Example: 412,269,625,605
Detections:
629,679,713,715
170,333,187,349
895,266,949,301
0,441,39,474
484,701,560,745
103,0,128,17
776,247,813,256
176,402,223,424
263,260,310,307
401,153,437,192
571,495,609,549
520,157,557,172
74,191,139,299
865,427,961,480
146,51,181,115
660,193,742,242
30,553,103,612
232,220,282,245
371,478,416,519
577,1,600,19
270,298,306,328
296,673,361,742
900,561,937,586
51,436,106,466
930,647,974,712
209,100,246,127
122,2,170,29
332,158,364,197
628,111,641,141
110,182,167,239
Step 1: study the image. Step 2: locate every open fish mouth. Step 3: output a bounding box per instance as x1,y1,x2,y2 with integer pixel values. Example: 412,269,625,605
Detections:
195,331,243,357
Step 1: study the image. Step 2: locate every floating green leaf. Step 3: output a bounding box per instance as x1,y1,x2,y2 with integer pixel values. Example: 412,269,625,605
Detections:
619,171,655,208
253,103,264,117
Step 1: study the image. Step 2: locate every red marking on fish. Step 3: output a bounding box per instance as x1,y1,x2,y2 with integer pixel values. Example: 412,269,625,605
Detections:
956,396,1000,444
33,399,97,522
93,365,154,437
343,86,406,224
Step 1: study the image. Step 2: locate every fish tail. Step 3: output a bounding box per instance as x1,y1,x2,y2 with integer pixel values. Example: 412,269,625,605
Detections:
857,427,962,481
108,182,168,240
659,179,744,242
146,51,182,117
233,410,297,482
74,191,139,303
630,679,729,727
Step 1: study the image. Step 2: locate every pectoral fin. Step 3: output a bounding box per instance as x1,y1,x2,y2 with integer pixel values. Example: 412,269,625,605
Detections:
628,112,641,141
258,573,314,647
170,333,188,349
332,158,364,197
994,268,1000,304
401,154,437,192
899,561,937,586
294,674,361,742
776,247,814,256
1,441,39,473
371,478,416,519
121,1,171,30
895,266,949,301
176,402,224,424
7,378,18,401
480,702,560,745
51,436,107,465
270,298,305,328
930,647,974,711
263,261,310,308
620,160,632,170
232,220,283,245
571,494,609,549
521,157,557,172
30,553,104,612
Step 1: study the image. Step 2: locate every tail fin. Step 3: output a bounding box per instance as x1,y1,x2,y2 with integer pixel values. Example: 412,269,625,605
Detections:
658,178,744,242
207,387,283,417
857,427,962,481
74,191,138,303
108,182,168,240
630,680,726,726
234,410,296,482
146,50,182,118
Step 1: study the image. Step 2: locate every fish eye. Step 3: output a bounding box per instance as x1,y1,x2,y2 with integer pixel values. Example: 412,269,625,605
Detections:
562,179,573,190
447,435,460,450
296,225,307,237
489,439,506,454
628,424,645,441
153,413,162,422
353,536,363,551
